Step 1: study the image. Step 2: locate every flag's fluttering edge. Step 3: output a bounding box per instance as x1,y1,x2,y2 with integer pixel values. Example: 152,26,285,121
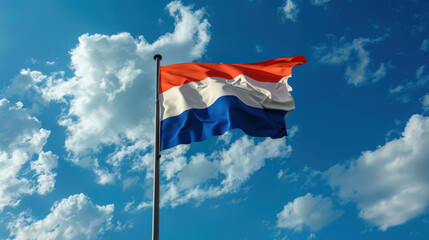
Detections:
159,55,306,150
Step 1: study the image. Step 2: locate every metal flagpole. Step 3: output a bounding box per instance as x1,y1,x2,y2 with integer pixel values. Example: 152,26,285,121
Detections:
152,54,162,240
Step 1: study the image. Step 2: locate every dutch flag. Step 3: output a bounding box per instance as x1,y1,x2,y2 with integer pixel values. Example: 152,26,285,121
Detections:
159,55,306,150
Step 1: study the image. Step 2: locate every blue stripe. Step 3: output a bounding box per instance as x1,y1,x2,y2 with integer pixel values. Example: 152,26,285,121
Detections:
160,95,289,150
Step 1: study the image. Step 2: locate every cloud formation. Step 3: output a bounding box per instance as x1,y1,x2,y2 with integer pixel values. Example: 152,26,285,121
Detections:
12,1,211,185
421,94,429,112
310,0,330,6
8,193,114,240
420,38,428,52
325,114,429,230
0,98,57,211
281,0,299,22
276,193,343,232
44,1,209,158
277,168,299,182
389,64,429,96
130,135,292,210
255,44,263,53
314,35,389,86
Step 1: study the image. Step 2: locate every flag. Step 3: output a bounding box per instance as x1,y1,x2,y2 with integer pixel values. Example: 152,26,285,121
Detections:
159,55,306,150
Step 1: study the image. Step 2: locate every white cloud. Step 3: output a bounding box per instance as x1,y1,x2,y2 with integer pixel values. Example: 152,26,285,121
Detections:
31,151,58,195
160,145,190,181
372,62,389,83
307,233,316,239
388,85,404,94
219,137,287,188
122,176,139,190
276,193,343,232
177,153,219,188
314,35,389,86
2,69,52,112
288,125,300,138
421,94,429,112
0,98,57,211
4,69,46,96
325,114,429,230
277,168,299,182
417,64,425,79
281,0,299,22
216,131,232,145
389,64,429,95
46,61,55,65
278,169,286,179
131,135,292,210
255,44,263,53
22,1,210,183
310,0,330,6
93,165,118,185
8,193,114,240
420,38,429,51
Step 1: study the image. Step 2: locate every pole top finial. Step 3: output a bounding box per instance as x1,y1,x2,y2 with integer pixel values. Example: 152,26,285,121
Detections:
153,54,162,60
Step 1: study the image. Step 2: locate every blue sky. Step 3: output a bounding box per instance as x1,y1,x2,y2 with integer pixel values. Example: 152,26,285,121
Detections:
1,0,429,239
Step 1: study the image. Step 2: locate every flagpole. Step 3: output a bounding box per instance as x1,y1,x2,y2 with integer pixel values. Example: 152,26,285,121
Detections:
152,54,162,240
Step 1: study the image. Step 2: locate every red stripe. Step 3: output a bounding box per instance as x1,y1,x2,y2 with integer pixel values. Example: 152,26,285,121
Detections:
160,55,306,93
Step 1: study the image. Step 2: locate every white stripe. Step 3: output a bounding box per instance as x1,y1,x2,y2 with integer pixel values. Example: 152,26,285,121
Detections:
160,74,295,120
